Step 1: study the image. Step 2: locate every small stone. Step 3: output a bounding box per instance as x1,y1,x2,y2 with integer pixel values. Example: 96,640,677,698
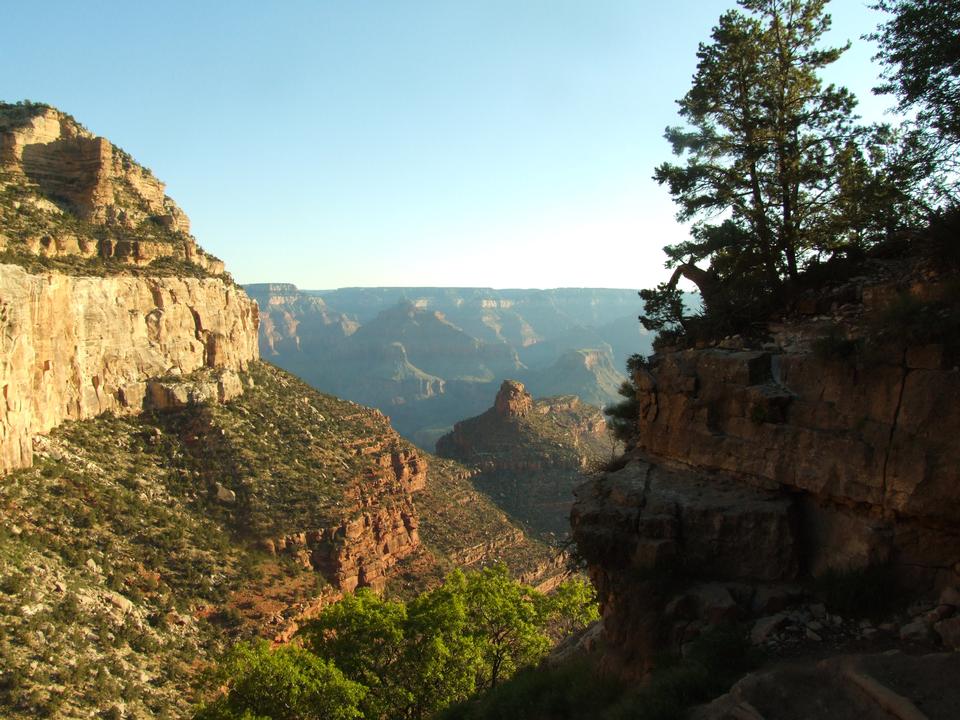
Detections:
809,603,827,619
692,583,742,625
807,620,824,632
752,613,789,645
85,558,100,574
215,482,236,504
805,628,822,642
934,616,960,650
899,619,932,641
938,587,960,608
106,592,133,614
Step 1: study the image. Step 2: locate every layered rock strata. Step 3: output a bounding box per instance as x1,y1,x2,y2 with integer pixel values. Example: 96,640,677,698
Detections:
0,103,224,273
0,261,258,473
572,256,960,674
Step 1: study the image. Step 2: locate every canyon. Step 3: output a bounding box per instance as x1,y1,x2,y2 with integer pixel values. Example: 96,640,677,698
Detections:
245,283,644,446
0,103,567,718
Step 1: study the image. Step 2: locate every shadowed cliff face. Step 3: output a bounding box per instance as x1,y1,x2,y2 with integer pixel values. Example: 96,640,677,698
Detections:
571,250,960,676
437,380,612,537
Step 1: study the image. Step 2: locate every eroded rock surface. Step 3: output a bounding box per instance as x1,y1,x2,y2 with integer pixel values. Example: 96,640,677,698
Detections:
0,265,259,471
572,254,960,675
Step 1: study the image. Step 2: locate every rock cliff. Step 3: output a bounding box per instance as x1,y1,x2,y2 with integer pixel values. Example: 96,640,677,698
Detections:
0,103,259,474
438,380,611,536
572,246,960,675
0,102,223,274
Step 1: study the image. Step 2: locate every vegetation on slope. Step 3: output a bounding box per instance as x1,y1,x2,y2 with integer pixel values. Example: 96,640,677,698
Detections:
0,362,560,718
196,565,599,720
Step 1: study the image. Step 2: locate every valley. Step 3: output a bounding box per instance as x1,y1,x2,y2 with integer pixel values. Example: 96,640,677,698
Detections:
245,283,646,447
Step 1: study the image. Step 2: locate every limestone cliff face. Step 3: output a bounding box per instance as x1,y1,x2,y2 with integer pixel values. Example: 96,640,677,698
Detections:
0,103,260,473
0,103,223,274
1,105,188,232
571,251,960,674
0,264,259,472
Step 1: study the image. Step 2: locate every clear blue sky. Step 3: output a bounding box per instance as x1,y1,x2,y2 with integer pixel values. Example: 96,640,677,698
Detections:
3,1,892,290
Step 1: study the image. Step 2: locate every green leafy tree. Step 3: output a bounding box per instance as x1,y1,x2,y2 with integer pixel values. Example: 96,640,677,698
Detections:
195,641,365,720
462,564,553,689
542,576,600,639
399,571,485,718
302,589,408,719
869,0,960,205
302,580,483,720
202,569,599,719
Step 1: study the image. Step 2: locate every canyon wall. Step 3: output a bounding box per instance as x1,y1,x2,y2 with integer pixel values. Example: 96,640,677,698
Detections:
0,264,259,472
572,255,960,673
0,103,259,474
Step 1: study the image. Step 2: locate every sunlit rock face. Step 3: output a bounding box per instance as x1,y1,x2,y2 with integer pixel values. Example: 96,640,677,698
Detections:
0,103,259,473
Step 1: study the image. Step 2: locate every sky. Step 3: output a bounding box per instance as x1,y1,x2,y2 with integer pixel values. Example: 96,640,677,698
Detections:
3,1,894,290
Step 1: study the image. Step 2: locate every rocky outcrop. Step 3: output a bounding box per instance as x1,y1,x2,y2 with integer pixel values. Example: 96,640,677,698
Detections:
694,651,960,720
1,105,188,232
494,379,533,417
0,103,224,274
437,380,610,536
572,254,960,675
0,264,259,473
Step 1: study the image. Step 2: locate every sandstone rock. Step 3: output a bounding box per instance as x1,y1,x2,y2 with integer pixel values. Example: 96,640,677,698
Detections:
215,483,236,504
752,585,800,615
752,613,789,644
1,106,190,233
934,616,960,650
494,380,533,418
899,619,932,641
0,265,259,473
692,583,742,625
625,338,960,588
939,586,960,608
106,592,133,614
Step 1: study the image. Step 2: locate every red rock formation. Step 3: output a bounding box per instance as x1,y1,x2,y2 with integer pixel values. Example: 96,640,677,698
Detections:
572,253,960,675
495,380,533,417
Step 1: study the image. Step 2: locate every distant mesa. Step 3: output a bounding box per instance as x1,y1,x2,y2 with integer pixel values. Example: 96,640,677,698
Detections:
436,380,611,537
